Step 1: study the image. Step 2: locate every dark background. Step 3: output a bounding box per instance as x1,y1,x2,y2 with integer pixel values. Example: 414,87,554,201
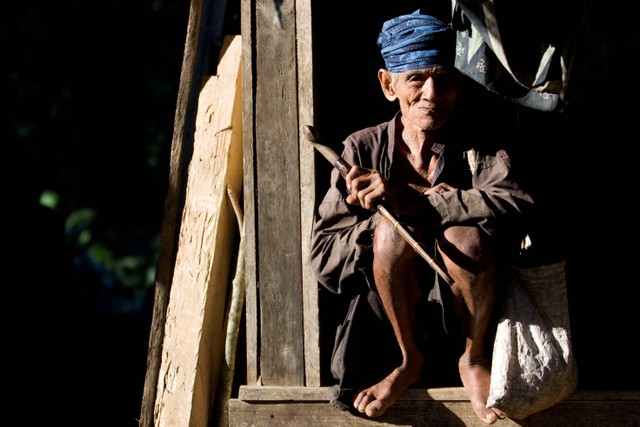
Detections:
7,1,639,426
8,2,192,425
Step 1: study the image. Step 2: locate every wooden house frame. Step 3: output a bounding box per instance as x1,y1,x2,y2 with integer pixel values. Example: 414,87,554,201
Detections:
139,0,640,426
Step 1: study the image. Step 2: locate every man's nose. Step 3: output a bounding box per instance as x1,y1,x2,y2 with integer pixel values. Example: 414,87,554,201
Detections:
421,77,437,101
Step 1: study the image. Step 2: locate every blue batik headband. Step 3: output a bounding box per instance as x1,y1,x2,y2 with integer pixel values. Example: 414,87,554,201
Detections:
377,10,455,72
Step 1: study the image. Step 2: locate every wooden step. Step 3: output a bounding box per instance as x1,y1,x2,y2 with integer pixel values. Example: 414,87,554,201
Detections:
229,386,640,426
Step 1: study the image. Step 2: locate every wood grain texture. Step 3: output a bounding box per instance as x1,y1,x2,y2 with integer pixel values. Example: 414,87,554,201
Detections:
139,0,204,425
230,386,640,427
253,0,305,385
295,0,320,387
240,0,259,387
154,35,243,427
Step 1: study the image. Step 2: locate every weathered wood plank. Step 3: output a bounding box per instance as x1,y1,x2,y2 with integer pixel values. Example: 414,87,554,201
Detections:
154,35,243,427
237,386,474,402
253,0,305,385
230,387,640,427
236,385,640,402
240,0,259,387
296,0,320,387
139,0,204,425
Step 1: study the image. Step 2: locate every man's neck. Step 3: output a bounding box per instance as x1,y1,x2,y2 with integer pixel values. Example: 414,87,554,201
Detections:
399,125,436,160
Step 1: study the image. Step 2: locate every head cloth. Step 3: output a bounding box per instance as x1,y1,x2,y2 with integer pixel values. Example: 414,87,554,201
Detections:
377,10,455,72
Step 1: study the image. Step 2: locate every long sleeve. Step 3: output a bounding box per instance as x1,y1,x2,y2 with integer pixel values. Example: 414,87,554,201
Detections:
426,147,534,238
310,122,393,295
310,154,381,295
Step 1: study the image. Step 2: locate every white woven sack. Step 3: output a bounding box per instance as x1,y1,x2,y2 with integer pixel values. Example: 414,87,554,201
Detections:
487,261,578,419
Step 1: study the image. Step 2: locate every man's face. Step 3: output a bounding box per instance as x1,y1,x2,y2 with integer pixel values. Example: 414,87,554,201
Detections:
393,67,461,131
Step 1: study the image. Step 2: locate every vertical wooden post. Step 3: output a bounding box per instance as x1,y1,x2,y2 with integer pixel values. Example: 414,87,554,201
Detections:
242,0,319,387
296,0,320,387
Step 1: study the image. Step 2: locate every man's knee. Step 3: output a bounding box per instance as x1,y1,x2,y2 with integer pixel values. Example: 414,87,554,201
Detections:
373,218,413,260
439,226,494,270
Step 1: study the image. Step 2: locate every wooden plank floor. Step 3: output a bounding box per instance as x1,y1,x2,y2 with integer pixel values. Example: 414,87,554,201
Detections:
229,386,640,427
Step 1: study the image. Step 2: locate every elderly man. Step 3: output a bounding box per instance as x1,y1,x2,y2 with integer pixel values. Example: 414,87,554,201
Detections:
310,9,534,424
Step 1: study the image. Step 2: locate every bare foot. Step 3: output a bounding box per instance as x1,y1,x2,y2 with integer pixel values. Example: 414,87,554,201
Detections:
353,363,421,418
459,358,504,424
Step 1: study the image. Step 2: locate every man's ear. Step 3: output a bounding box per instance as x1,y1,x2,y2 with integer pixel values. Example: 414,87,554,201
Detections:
378,69,397,101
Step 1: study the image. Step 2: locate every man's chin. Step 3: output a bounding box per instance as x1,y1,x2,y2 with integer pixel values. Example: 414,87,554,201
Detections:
417,119,446,132
403,112,449,132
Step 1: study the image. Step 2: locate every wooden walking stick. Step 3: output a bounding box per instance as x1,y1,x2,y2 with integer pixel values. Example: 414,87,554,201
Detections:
304,124,454,286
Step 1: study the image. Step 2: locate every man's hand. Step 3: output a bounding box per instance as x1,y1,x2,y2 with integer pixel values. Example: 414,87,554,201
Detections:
345,166,389,211
425,182,455,195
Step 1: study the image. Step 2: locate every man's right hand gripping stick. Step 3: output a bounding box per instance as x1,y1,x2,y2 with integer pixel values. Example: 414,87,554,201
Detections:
304,125,454,286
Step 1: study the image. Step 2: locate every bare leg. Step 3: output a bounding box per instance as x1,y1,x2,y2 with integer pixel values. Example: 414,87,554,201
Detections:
438,226,505,424
353,219,423,418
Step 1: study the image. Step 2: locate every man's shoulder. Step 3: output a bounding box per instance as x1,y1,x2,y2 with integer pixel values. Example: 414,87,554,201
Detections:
346,120,392,146
341,120,394,168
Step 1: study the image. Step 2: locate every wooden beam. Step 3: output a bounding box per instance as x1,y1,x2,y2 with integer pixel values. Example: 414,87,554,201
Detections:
138,0,205,425
229,386,640,426
242,0,318,389
154,35,243,426
296,0,320,387
240,0,259,386
252,0,305,385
